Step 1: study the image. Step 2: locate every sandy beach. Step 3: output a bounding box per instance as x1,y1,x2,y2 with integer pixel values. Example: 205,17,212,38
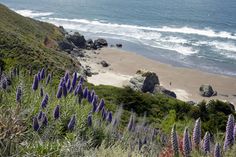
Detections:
80,48,236,104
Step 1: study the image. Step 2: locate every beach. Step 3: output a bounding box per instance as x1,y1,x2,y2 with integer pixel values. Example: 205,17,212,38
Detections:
80,47,236,104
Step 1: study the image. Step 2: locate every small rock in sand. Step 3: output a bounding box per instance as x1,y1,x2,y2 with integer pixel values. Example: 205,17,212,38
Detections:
101,60,110,67
199,84,217,97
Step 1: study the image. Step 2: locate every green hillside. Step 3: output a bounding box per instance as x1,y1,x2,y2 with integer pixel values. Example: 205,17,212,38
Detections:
0,4,80,75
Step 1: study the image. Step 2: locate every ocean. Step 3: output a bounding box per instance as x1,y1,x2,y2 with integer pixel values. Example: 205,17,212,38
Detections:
1,0,236,76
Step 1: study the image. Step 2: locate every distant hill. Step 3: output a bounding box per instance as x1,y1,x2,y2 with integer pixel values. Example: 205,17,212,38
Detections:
0,4,80,75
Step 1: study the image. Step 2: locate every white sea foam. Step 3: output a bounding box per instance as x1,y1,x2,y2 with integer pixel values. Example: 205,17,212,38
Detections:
14,9,53,18
43,17,236,40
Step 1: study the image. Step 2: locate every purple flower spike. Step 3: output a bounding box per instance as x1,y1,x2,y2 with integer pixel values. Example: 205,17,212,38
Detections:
87,90,91,102
67,115,76,130
183,127,191,157
42,113,48,126
16,86,22,103
127,115,134,131
72,72,77,89
40,68,45,79
67,79,71,90
38,111,43,120
203,131,211,154
40,87,44,97
193,118,201,148
96,99,105,112
214,143,221,157
46,74,51,86
79,76,84,85
56,86,62,99
74,84,83,96
59,78,65,87
2,79,7,89
233,123,236,142
92,100,97,112
171,124,179,156
64,72,69,82
106,112,112,123
87,114,92,127
32,75,39,91
224,114,235,151
83,87,88,99
69,86,73,93
37,71,41,81
62,82,67,97
33,117,40,131
41,94,48,108
53,105,60,119
102,108,107,120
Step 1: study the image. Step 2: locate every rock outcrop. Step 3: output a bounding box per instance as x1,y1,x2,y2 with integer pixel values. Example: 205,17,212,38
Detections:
129,70,160,93
66,32,86,48
153,85,177,98
199,84,217,97
94,38,108,48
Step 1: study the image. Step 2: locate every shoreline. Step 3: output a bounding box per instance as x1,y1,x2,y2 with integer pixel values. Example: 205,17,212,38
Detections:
80,47,236,104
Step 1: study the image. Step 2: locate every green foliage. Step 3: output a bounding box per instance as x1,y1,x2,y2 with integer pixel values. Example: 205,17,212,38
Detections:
0,4,80,75
161,110,176,133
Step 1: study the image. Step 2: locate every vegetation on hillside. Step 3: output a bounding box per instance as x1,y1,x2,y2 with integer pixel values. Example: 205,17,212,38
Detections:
0,68,236,156
0,4,80,75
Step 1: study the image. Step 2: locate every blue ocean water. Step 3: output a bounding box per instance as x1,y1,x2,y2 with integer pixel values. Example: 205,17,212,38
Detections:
1,0,236,76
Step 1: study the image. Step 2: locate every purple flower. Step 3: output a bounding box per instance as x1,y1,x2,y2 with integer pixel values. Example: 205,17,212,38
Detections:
193,118,201,148
102,108,107,120
32,75,39,91
79,76,84,85
40,68,45,79
87,114,92,127
214,143,221,157
64,72,69,82
171,124,179,156
66,79,71,90
224,114,235,151
96,99,105,112
72,72,77,89
33,116,40,131
62,82,67,97
67,115,76,130
41,94,49,108
42,113,48,126
56,86,62,99
37,71,41,81
46,74,51,86
234,123,236,141
83,87,88,99
92,99,97,112
203,131,211,154
87,90,92,103
40,87,44,97
74,84,83,96
68,86,73,93
59,78,65,87
38,111,43,120
183,127,191,157
106,111,112,123
127,115,134,131
53,105,60,119
16,86,22,103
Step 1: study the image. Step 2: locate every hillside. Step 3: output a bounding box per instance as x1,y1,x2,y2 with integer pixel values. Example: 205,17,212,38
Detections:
0,4,80,75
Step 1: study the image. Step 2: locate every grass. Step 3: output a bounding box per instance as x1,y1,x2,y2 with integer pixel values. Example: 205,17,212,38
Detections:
0,4,81,76
1,68,236,156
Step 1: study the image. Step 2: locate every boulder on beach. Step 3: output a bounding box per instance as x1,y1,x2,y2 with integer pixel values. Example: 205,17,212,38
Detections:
128,70,160,93
66,32,86,48
94,38,108,48
199,84,217,97
153,85,177,98
101,60,109,67
116,43,122,48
